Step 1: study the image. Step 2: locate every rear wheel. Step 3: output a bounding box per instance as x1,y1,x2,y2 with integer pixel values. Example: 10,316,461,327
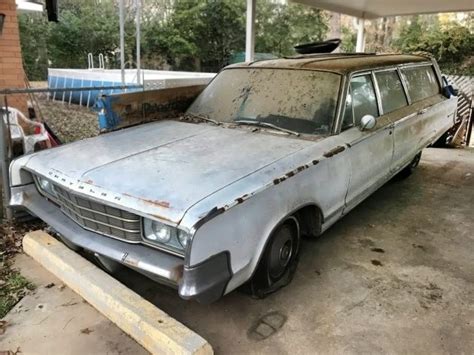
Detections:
247,218,300,298
398,151,422,179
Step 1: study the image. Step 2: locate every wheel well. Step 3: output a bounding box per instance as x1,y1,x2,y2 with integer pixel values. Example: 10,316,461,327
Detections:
294,205,323,237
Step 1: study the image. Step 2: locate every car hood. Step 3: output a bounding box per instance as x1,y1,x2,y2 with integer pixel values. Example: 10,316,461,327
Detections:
23,120,314,224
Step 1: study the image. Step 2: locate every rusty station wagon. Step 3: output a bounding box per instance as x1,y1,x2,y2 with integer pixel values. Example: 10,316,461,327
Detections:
10,53,458,303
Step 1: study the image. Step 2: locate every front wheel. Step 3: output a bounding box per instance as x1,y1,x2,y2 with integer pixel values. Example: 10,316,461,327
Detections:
247,218,300,298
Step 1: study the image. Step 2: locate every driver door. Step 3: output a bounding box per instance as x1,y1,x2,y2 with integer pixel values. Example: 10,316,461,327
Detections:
339,73,394,213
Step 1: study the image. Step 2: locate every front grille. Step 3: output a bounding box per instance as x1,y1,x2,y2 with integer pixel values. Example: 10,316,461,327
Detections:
53,185,142,242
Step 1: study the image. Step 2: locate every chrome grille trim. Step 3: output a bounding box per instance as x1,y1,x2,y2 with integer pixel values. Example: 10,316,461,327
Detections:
60,203,141,233
51,184,142,242
55,189,139,223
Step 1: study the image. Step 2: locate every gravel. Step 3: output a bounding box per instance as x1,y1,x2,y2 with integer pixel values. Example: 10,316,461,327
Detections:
30,81,100,143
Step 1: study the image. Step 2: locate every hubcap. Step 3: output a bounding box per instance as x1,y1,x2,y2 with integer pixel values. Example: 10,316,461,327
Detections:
279,241,292,266
268,226,294,279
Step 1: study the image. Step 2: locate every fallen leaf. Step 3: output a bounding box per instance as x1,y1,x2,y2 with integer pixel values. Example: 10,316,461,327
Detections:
0,321,9,335
80,327,93,335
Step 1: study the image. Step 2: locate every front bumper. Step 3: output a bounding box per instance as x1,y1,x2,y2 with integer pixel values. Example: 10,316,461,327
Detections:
10,184,231,303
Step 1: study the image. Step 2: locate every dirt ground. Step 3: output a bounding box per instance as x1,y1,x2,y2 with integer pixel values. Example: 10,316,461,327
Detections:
1,147,473,355
111,147,473,354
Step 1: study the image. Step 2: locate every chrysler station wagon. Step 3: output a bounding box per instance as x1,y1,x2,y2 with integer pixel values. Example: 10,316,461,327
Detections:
10,53,458,303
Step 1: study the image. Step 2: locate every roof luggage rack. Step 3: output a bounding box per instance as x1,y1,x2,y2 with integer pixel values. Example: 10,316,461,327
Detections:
284,52,377,60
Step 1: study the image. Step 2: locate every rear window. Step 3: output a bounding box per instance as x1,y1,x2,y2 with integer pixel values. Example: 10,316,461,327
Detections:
375,70,408,114
401,66,440,102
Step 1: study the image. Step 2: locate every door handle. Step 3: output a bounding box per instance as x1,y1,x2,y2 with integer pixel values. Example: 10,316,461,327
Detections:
417,108,428,115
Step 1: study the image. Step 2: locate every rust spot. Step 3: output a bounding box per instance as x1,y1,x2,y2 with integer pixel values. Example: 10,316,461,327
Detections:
123,193,170,208
145,199,170,208
286,171,295,178
171,264,184,281
235,193,249,204
323,145,345,158
149,213,176,224
193,206,226,230
273,176,287,185
312,160,319,165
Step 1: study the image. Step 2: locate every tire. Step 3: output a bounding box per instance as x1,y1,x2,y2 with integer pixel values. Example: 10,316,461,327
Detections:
397,151,422,179
247,218,300,298
94,254,124,274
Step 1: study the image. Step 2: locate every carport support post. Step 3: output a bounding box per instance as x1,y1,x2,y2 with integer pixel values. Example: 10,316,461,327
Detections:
245,0,256,62
119,0,125,86
356,18,366,52
0,99,12,220
135,0,141,86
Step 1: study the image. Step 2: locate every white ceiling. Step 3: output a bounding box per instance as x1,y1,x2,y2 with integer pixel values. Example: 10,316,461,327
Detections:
291,0,474,19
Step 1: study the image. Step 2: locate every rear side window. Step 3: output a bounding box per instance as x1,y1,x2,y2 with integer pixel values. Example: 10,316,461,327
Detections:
342,74,379,130
375,70,408,114
401,66,440,102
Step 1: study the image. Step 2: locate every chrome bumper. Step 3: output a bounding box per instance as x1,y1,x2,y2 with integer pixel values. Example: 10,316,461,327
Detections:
10,184,184,285
11,184,232,303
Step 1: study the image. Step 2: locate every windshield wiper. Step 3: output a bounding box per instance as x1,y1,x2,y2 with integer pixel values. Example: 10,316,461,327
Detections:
234,119,300,136
182,113,221,126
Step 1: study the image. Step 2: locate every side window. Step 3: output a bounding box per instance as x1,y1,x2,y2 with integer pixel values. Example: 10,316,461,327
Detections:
341,87,354,130
375,70,408,114
342,74,379,131
401,65,440,103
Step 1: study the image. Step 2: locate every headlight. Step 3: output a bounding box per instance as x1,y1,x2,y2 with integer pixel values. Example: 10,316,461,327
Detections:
36,176,57,199
150,221,172,243
143,219,192,254
178,230,192,248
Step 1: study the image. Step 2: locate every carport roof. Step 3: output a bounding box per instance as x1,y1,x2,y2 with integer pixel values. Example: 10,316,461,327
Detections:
291,0,474,19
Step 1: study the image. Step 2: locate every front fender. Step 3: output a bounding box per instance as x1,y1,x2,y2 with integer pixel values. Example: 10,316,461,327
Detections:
185,150,349,294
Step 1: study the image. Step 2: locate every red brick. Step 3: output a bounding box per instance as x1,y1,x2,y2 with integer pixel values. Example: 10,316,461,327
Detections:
0,57,22,63
1,62,22,69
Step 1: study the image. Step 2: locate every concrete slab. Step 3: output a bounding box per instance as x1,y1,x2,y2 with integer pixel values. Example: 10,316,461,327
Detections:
0,254,148,355
112,147,474,354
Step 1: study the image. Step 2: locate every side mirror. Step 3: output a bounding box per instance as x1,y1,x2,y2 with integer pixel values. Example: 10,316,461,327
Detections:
442,85,458,98
359,114,376,131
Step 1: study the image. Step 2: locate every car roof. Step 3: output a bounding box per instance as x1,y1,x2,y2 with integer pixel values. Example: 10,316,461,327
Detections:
226,53,431,75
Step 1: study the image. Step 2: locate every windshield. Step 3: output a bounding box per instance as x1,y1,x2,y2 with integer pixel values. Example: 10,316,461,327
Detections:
187,68,341,135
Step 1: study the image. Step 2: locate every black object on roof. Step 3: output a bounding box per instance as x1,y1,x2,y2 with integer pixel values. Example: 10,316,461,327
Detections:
294,39,341,54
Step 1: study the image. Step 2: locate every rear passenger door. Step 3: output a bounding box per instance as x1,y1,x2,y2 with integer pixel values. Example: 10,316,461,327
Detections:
391,64,446,172
372,69,412,173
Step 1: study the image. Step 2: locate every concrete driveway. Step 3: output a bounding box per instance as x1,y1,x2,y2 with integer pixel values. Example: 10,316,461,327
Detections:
115,147,474,354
